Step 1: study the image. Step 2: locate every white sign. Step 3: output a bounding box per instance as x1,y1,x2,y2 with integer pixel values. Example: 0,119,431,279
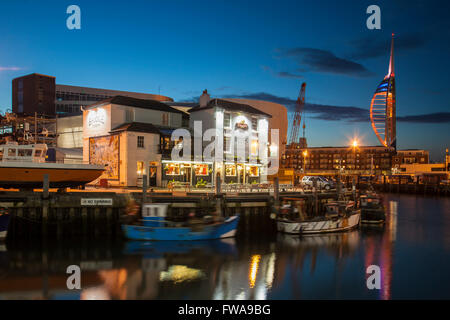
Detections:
81,198,113,206
87,108,106,128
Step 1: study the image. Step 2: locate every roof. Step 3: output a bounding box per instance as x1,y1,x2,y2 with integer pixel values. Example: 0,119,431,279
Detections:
189,99,272,117
110,122,161,134
85,95,184,114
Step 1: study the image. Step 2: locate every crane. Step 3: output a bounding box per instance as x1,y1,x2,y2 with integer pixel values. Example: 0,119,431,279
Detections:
288,82,306,148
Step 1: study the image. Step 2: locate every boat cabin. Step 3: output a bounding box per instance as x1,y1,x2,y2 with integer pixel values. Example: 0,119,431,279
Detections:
0,143,47,163
142,203,170,227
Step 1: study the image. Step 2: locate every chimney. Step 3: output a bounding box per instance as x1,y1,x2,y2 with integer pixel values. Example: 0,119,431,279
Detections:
199,89,211,107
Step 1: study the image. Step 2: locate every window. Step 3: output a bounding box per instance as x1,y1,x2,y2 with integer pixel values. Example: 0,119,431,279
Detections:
162,113,169,126
224,136,231,152
165,163,180,175
194,164,209,176
247,166,259,177
251,140,258,156
137,136,144,148
223,113,231,128
225,164,236,176
8,148,16,157
252,117,258,130
125,109,134,122
18,149,33,157
137,161,145,175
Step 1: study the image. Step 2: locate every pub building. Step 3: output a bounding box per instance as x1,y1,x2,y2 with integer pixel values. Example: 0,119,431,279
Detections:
188,90,271,186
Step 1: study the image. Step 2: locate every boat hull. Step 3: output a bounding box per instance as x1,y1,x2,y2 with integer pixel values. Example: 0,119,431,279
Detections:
122,215,240,241
0,165,104,188
277,211,361,235
361,207,386,224
0,213,11,241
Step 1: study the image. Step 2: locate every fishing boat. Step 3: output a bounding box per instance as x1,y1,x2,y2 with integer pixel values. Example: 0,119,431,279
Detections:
276,199,360,235
360,191,386,224
122,203,240,241
0,208,10,241
0,142,104,189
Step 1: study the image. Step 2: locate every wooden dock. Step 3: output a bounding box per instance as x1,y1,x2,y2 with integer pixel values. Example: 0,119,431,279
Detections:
0,188,351,240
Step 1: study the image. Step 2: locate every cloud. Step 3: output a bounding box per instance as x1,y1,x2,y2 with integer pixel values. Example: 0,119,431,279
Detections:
397,112,450,123
276,47,373,77
348,32,428,60
0,66,21,71
222,92,368,121
276,71,303,79
261,65,303,79
221,91,450,124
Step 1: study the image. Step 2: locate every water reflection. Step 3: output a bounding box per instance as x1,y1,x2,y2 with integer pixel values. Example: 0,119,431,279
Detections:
2,195,450,299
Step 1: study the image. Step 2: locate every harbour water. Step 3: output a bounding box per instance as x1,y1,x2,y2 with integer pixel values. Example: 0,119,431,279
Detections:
1,193,449,300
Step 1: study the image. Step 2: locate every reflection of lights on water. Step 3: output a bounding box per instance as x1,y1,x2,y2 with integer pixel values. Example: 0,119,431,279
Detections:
249,255,261,288
159,265,205,283
389,201,398,241
80,286,110,300
265,253,276,289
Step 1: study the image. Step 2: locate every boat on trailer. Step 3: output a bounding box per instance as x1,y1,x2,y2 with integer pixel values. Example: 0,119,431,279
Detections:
122,203,240,241
0,142,104,189
276,199,360,235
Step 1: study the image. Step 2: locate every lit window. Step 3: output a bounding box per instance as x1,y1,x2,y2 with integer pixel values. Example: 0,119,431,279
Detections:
137,161,145,175
251,140,258,156
225,164,236,176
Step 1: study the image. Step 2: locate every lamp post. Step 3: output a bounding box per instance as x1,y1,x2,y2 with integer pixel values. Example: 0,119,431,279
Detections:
352,139,358,173
352,139,358,196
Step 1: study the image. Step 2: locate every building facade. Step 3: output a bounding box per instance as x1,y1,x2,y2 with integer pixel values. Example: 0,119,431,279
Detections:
282,145,395,177
392,149,429,166
11,73,173,117
189,91,271,185
12,73,56,116
82,96,185,187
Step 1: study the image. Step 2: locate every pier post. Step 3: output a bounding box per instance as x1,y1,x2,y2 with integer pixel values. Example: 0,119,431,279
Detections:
352,176,356,201
142,174,148,204
42,200,49,236
43,174,49,199
215,173,223,217
336,174,341,199
313,179,318,216
274,177,280,205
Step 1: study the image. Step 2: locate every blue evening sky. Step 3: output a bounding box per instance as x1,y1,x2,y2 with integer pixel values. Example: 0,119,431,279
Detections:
0,0,449,160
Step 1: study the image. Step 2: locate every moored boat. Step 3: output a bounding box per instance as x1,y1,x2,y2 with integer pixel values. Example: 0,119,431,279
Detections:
0,208,11,241
0,142,104,189
122,203,240,241
360,191,386,224
276,199,360,235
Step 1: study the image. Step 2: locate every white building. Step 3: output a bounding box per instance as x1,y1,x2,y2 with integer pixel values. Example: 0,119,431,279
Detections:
189,90,272,184
82,95,186,187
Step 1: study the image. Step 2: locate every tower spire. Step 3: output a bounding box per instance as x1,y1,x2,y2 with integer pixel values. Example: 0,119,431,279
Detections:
387,33,395,77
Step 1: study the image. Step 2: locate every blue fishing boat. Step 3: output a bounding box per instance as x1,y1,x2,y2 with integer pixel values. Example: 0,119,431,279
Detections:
122,203,240,241
0,208,11,241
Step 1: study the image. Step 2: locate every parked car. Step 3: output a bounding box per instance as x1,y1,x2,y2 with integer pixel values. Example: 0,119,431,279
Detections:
301,176,335,190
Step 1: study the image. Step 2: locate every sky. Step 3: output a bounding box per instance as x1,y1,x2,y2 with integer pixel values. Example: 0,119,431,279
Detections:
0,0,449,161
